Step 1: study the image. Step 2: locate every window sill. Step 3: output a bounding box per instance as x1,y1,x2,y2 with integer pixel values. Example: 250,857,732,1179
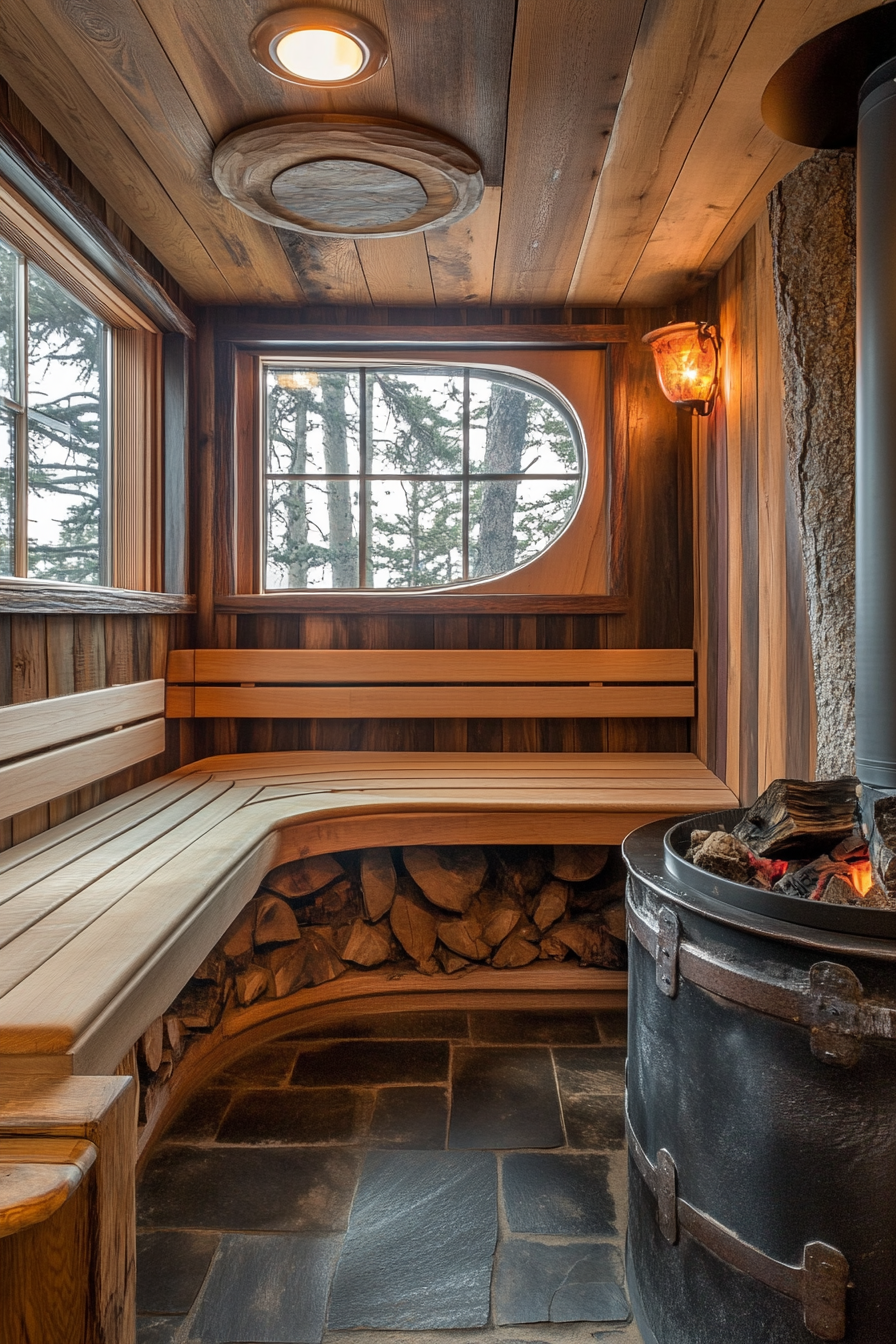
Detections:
215,592,628,615
0,577,195,614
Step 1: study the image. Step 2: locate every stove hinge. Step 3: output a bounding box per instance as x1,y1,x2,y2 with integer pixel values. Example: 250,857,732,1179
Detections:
627,901,896,1065
626,1107,851,1340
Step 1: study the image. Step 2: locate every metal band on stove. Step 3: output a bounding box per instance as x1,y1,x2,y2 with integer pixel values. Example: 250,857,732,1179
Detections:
626,900,896,1065
625,1106,850,1341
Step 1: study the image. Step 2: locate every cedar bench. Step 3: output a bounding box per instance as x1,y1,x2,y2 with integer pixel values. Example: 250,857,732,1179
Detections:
0,653,736,1343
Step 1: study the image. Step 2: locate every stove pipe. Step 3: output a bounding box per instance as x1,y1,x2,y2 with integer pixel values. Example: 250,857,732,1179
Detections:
856,58,896,791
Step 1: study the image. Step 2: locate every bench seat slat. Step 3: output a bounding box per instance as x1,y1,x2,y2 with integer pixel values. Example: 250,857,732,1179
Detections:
0,681,164,763
0,781,233,960
174,649,695,685
0,719,166,823
0,783,241,1001
0,776,213,908
187,684,695,720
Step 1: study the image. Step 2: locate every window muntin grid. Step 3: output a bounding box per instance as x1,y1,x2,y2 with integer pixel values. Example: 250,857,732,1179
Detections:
262,363,583,590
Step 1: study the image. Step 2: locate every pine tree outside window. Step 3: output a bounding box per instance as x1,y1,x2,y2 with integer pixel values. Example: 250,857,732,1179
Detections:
0,235,110,584
263,364,583,590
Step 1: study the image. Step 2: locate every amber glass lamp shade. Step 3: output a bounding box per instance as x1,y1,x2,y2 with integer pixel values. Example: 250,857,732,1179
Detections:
642,321,721,416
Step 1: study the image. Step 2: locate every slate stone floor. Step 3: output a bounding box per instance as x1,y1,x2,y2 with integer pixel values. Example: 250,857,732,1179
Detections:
136,1009,644,1344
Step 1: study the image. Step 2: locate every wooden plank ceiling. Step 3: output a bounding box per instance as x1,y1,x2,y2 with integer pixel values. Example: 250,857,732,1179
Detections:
0,0,884,307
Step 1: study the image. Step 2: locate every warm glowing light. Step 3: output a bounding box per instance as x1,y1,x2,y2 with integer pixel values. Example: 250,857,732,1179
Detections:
642,321,721,416
275,370,320,390
849,860,874,897
274,27,365,81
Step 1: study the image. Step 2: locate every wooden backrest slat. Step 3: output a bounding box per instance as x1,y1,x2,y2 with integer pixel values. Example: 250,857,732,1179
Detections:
0,681,165,764
171,649,694,685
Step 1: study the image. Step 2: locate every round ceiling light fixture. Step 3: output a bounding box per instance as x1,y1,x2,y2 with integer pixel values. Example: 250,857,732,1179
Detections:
251,7,388,86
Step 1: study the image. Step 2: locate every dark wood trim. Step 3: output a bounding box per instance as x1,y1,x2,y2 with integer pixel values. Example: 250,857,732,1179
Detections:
215,593,629,615
213,322,629,347
607,342,629,596
0,112,194,338
163,333,190,595
0,578,195,614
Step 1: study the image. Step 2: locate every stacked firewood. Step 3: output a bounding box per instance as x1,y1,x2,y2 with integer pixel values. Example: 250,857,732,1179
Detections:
687,776,896,909
137,843,626,1121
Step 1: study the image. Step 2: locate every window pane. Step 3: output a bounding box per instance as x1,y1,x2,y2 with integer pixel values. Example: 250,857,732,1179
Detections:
469,476,578,579
469,375,579,475
27,267,106,584
369,370,462,475
0,240,18,403
266,477,359,588
266,368,360,475
0,407,14,575
368,478,462,588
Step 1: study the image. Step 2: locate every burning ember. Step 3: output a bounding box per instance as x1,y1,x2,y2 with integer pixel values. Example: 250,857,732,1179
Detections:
685,776,896,911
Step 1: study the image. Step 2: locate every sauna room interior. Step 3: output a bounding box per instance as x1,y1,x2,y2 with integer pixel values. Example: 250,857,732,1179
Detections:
0,2,892,1342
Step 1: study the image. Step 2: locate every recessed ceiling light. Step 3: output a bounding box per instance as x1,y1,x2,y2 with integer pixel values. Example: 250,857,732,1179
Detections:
251,7,388,87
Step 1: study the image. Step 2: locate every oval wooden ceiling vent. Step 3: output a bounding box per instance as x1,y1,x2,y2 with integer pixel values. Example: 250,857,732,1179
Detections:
212,114,483,237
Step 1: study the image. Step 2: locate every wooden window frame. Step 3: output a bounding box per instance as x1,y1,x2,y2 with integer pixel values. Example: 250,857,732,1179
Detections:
0,172,164,594
231,342,626,611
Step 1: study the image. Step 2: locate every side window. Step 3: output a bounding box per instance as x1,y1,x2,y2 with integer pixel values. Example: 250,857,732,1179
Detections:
262,364,583,590
0,238,110,584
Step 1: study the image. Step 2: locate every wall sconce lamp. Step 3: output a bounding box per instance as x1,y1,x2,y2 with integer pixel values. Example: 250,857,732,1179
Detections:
642,321,721,416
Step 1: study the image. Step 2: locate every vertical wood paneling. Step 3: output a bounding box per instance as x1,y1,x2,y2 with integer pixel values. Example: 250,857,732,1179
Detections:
693,217,814,803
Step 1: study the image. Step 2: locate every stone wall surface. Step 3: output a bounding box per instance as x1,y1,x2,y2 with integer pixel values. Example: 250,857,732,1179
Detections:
768,149,857,778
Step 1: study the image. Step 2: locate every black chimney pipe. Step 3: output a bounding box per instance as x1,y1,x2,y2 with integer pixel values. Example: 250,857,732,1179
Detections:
856,58,896,791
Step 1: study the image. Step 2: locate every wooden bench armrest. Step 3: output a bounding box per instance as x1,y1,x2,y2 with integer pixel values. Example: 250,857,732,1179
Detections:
0,1138,97,1238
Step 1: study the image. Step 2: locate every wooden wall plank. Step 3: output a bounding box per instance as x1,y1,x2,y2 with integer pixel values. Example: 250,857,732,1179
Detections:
0,2,226,302
620,0,878,306
568,0,764,305
17,0,300,303
492,0,646,305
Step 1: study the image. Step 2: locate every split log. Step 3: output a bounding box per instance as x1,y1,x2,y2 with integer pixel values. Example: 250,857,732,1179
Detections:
264,854,344,898
261,933,346,997
292,877,362,928
339,917,394,967
533,880,569,930
540,933,570,960
774,857,853,900
193,950,227,984
403,845,487,913
164,1014,186,1060
600,899,627,941
491,932,540,968
871,796,896,896
436,947,471,974
551,844,609,883
690,831,753,884
140,1017,164,1073
172,981,225,1030
254,894,301,946
360,848,397,921
732,776,860,857
547,920,626,968
220,905,255,958
494,847,550,899
389,883,439,965
236,964,271,1006
437,917,490,960
481,907,521,947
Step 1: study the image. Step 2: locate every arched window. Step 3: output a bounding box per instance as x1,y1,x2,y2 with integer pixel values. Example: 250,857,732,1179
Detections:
263,363,583,590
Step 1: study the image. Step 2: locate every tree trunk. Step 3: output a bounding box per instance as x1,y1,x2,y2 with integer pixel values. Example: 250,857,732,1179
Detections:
768,150,856,778
473,384,528,577
321,374,357,586
284,392,309,587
